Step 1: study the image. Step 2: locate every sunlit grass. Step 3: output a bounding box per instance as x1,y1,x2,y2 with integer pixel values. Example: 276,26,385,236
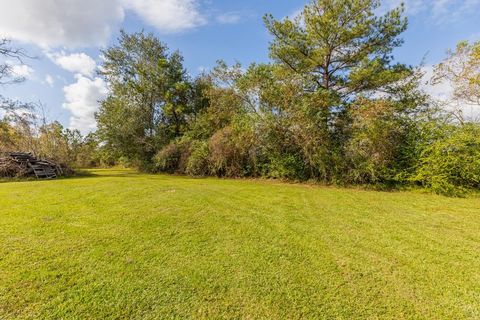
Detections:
1,169,479,319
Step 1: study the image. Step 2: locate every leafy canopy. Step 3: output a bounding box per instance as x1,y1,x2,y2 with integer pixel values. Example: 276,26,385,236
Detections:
264,0,409,103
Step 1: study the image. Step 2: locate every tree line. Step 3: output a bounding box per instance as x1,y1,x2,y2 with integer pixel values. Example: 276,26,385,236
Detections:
1,0,479,196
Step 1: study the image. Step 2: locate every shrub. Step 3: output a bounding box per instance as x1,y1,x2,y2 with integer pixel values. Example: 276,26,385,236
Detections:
265,153,307,180
154,139,191,174
413,124,480,196
208,117,259,177
345,99,414,185
117,156,133,168
186,141,210,176
209,126,241,177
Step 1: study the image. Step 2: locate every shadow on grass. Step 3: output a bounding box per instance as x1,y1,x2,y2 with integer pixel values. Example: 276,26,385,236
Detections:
0,168,139,184
61,168,140,180
3,169,479,199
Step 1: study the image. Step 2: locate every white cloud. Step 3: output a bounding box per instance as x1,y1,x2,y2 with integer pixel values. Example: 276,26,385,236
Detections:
10,64,34,78
45,74,55,87
422,65,451,100
0,0,124,48
0,0,207,48
47,51,97,77
62,74,108,133
216,12,242,25
124,0,206,33
382,0,480,21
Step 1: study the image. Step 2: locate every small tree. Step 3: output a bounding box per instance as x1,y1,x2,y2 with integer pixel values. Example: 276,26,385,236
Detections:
433,41,480,122
97,31,192,168
413,123,480,196
263,0,411,180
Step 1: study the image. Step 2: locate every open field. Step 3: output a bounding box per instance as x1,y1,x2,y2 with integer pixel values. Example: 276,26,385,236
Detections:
1,169,480,319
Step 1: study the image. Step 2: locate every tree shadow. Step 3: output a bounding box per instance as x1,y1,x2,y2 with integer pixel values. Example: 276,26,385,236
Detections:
0,168,139,184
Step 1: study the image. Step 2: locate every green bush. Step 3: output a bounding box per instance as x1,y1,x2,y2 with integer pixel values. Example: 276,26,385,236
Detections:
186,141,210,176
345,99,414,185
266,153,307,180
117,156,133,168
413,124,480,196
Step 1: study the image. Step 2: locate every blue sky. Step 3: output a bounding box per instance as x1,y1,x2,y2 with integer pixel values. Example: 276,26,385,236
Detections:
0,0,479,132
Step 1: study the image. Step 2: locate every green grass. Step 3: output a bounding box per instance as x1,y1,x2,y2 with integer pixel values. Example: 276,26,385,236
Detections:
1,169,479,319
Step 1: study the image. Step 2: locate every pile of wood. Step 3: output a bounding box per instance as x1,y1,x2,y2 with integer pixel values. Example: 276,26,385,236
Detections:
0,152,65,179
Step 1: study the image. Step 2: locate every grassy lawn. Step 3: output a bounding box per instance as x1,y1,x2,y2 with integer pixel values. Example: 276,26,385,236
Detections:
1,169,479,319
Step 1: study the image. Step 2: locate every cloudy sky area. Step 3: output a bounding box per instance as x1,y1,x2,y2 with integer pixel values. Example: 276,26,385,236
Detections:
0,0,479,133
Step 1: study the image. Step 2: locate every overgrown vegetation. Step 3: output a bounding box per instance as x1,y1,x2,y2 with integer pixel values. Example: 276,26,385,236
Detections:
2,0,479,195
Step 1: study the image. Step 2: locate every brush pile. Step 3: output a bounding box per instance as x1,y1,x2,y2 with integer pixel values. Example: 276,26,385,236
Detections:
0,152,68,179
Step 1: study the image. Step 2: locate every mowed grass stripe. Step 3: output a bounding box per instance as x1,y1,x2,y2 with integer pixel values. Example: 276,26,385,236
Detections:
0,169,479,319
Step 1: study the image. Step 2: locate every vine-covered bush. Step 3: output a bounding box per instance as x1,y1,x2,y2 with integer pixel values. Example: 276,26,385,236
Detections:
154,140,191,174
413,124,480,196
186,140,210,176
345,99,416,186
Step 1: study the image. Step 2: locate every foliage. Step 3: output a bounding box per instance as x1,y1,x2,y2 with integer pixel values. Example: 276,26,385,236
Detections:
97,30,194,165
87,3,480,196
345,97,422,185
413,123,480,196
208,126,245,177
0,39,97,169
0,104,104,168
264,0,408,98
0,120,19,153
433,40,480,121
185,65,245,140
208,114,260,177
185,140,210,176
262,0,412,180
154,139,191,173
2,2,471,195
